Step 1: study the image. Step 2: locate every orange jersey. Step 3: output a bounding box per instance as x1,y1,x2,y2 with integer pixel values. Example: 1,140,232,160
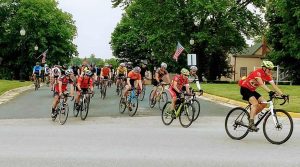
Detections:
102,67,110,76
128,71,141,80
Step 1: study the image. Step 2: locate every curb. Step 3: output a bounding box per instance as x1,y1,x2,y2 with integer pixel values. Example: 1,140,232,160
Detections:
0,84,34,105
201,93,300,118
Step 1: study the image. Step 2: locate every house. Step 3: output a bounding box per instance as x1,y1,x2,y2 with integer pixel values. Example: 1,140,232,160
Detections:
223,42,271,82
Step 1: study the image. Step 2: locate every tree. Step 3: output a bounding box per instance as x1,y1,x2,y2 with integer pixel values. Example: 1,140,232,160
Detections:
266,0,300,84
0,0,77,79
111,0,266,80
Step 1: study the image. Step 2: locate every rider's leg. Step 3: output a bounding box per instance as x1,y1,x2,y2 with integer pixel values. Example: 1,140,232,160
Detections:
248,97,261,131
52,93,59,116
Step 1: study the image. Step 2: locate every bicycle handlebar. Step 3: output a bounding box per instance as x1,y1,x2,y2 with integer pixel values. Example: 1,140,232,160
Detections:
269,94,289,105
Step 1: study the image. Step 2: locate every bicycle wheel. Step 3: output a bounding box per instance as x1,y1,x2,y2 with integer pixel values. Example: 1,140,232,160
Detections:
225,107,250,140
138,87,145,101
119,86,123,97
128,96,138,117
80,96,89,120
263,109,293,145
159,92,168,110
73,101,79,117
34,80,38,91
149,90,156,108
119,97,126,113
191,99,201,121
161,102,174,125
59,103,69,125
102,86,107,99
179,103,195,128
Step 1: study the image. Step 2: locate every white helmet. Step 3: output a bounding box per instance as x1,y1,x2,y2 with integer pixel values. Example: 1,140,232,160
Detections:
120,63,125,67
104,63,109,67
133,66,141,73
190,66,198,71
161,62,167,69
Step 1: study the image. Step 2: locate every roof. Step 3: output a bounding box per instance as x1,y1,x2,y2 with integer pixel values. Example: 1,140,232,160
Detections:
234,43,270,58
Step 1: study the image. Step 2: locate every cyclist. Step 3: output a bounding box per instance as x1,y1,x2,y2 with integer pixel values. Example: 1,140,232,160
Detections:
150,62,170,102
127,62,133,72
116,63,127,91
32,62,42,86
188,66,202,91
51,69,74,118
50,66,61,91
44,64,50,85
75,70,94,109
239,60,285,131
140,63,149,83
169,68,191,114
100,63,111,88
122,66,143,110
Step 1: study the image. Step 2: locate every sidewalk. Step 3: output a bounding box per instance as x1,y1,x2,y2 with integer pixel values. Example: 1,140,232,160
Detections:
201,92,300,118
0,84,34,105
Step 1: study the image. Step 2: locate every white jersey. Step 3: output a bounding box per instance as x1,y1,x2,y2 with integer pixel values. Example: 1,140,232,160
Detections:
50,67,61,77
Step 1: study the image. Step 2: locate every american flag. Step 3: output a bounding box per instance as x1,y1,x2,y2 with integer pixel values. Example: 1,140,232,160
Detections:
172,42,185,61
41,49,48,64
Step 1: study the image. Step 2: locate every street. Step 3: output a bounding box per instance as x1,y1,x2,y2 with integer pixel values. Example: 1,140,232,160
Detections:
0,85,299,167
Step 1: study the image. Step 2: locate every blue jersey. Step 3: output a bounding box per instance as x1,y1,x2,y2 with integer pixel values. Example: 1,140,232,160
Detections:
33,65,41,74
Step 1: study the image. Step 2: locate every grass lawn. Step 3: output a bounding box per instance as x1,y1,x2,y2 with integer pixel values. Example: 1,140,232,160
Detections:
192,83,300,113
0,80,32,96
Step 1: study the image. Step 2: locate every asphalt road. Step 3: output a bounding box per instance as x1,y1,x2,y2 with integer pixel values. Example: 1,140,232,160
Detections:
0,85,299,167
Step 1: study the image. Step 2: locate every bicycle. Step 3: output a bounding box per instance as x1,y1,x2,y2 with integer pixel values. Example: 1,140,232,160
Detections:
52,92,73,125
149,83,169,110
73,90,93,120
161,93,195,128
184,89,203,121
138,83,146,101
33,74,40,91
100,79,108,99
119,87,139,117
117,77,126,97
225,94,293,145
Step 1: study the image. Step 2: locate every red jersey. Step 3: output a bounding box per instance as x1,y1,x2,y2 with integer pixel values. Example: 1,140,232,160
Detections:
239,68,273,91
77,76,93,89
102,67,110,77
55,76,73,93
171,74,188,91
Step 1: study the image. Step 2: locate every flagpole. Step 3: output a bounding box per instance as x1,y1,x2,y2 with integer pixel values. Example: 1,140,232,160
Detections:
36,49,48,59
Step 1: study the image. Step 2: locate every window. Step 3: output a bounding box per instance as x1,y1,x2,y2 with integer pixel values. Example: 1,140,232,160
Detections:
240,67,247,77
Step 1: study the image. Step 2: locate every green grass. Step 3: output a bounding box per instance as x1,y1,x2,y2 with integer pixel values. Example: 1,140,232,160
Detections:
192,83,300,113
0,80,32,96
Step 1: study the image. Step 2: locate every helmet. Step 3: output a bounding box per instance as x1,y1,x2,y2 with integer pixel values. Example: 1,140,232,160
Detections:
36,62,40,65
190,66,198,71
85,70,93,77
53,67,60,76
104,63,109,67
161,62,167,69
44,64,48,67
127,62,132,65
181,68,190,76
120,63,125,67
65,69,73,75
261,60,275,69
133,66,141,73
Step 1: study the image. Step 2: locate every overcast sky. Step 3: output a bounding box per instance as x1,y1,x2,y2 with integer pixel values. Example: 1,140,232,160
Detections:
57,0,123,59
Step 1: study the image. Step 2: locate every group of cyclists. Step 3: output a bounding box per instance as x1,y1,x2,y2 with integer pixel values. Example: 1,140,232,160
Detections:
32,59,288,133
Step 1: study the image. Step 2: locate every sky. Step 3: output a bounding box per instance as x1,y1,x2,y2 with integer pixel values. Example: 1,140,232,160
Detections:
57,0,123,59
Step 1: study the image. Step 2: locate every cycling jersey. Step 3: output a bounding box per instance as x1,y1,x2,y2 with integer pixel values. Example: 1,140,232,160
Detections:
77,75,93,89
102,67,110,77
169,74,189,98
156,68,168,80
239,68,273,91
117,66,127,75
127,71,141,87
45,67,50,75
54,75,73,93
33,65,41,74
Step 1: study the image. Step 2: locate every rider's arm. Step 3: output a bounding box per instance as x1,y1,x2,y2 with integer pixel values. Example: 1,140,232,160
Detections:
256,77,272,93
89,78,94,91
166,73,171,84
172,80,181,93
109,69,112,79
138,80,143,90
127,78,131,87
77,78,82,91
269,81,283,95
155,72,160,83
32,67,35,74
69,81,74,97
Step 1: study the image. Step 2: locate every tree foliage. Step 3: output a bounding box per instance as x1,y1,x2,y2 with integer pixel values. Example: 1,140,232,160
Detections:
0,0,77,79
111,0,266,80
266,0,300,84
